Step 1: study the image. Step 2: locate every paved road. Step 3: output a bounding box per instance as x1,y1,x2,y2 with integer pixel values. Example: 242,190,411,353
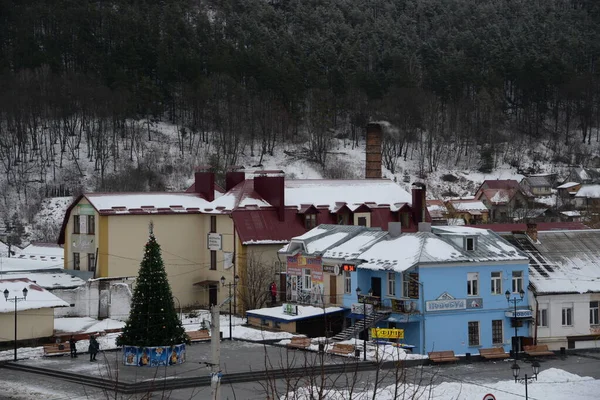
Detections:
2,342,600,399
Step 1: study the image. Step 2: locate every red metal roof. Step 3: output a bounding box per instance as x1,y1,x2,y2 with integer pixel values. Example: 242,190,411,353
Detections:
465,222,590,233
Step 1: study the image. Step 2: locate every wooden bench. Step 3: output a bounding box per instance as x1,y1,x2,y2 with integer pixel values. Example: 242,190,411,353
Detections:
523,344,554,357
479,347,510,360
43,343,70,357
287,337,311,350
187,330,210,342
428,350,459,363
327,343,356,356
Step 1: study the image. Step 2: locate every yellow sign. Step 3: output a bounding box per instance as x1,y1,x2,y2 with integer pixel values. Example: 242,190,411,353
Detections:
371,328,404,339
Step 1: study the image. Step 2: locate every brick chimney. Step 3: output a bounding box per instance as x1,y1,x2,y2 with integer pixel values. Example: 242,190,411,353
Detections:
526,222,538,242
254,170,285,221
225,166,245,192
411,182,426,226
366,122,382,179
194,166,215,202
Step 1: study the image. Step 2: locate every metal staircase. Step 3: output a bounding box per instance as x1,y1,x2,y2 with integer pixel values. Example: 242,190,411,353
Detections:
331,310,391,342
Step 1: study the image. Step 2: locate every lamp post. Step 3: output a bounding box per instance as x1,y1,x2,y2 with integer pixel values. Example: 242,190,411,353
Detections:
505,289,525,360
4,287,28,362
511,360,541,400
355,286,372,361
221,275,240,341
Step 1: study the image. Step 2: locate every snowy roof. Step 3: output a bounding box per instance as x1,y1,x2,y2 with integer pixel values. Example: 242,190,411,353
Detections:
575,185,600,198
246,305,345,321
523,176,551,187
561,211,581,217
0,278,70,313
21,242,64,257
0,256,64,272
448,199,489,212
84,193,214,215
557,182,580,189
0,270,86,289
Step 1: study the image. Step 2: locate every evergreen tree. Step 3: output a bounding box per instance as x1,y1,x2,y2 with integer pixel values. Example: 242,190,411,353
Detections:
117,227,188,347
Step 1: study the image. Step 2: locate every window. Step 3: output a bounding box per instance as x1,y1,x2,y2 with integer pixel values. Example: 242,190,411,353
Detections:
492,320,503,344
88,253,96,272
491,272,502,295
468,321,480,346
261,319,268,326
337,213,349,225
344,271,351,294
467,272,479,296
210,216,217,233
87,215,95,234
537,308,548,327
562,305,573,326
512,271,523,293
403,272,419,299
591,301,599,325
210,251,216,270
387,272,396,296
73,215,80,234
305,214,317,229
357,216,367,226
400,212,410,228
303,268,312,290
73,253,80,270
274,321,281,329
465,237,475,251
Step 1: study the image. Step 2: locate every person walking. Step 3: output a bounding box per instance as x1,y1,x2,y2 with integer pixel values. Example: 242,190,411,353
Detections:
270,281,277,306
89,335,99,361
69,335,78,358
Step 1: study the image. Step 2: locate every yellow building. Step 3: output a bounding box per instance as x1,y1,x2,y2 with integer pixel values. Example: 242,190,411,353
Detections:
445,199,490,225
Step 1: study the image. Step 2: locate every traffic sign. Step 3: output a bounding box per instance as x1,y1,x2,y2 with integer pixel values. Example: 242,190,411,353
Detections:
482,394,496,400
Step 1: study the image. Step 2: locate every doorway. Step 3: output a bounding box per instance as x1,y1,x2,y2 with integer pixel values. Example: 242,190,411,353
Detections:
371,277,382,299
209,284,218,306
329,275,337,305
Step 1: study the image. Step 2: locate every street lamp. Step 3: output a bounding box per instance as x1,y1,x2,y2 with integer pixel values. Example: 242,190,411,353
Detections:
511,360,540,400
355,286,372,361
505,288,525,360
4,287,28,362
221,275,240,341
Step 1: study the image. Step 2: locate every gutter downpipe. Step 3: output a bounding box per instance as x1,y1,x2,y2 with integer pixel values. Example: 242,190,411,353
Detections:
533,291,539,345
421,281,426,355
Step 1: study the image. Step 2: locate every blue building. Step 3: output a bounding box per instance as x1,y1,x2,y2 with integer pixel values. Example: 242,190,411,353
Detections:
280,223,531,356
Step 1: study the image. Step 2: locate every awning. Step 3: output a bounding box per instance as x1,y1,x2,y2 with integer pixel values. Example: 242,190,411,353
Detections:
347,313,365,320
193,280,219,286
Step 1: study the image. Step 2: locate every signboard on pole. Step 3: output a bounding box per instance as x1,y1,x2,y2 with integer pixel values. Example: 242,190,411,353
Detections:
370,328,404,339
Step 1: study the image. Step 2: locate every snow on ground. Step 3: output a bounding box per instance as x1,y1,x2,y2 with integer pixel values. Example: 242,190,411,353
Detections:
283,368,600,400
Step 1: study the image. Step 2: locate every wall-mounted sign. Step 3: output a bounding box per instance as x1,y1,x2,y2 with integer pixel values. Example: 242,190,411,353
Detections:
207,233,222,250
341,264,356,272
72,236,95,253
426,292,483,312
283,303,298,316
351,302,373,315
323,265,337,274
371,328,404,339
505,309,533,318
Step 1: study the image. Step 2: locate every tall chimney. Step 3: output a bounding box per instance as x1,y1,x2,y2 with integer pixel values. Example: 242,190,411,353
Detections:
194,166,215,202
225,166,245,192
526,222,538,242
254,170,285,221
366,122,382,179
411,182,426,225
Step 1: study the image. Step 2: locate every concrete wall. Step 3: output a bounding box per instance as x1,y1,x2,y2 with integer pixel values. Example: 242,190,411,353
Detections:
0,308,54,342
52,280,133,320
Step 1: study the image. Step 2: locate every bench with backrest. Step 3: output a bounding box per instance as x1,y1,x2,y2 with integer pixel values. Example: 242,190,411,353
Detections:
287,337,312,350
523,344,554,357
327,343,356,356
187,330,211,342
428,350,459,363
43,342,70,357
479,347,510,360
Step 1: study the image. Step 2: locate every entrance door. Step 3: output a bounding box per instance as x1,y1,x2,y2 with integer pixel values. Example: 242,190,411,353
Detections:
209,284,218,306
279,273,287,302
371,277,382,299
329,275,337,305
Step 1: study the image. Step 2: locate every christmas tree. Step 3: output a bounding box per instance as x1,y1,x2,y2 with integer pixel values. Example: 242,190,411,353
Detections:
117,225,188,347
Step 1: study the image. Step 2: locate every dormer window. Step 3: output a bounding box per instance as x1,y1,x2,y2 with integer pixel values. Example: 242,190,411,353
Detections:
337,213,349,225
400,212,410,228
305,214,317,229
465,236,476,251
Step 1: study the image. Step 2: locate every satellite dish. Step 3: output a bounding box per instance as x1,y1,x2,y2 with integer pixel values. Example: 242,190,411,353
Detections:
333,265,340,275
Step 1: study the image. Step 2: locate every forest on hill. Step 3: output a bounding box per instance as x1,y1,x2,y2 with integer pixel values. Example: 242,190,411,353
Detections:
1,0,600,228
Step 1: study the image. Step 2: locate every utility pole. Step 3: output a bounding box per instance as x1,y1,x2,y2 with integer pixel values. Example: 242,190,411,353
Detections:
210,305,222,400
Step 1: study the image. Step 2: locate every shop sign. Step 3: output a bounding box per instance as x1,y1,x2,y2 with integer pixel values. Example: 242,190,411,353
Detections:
371,328,404,339
505,309,533,318
207,233,222,250
283,303,298,316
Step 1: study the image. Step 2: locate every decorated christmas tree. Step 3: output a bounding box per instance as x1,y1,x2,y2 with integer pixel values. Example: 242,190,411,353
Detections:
117,225,188,347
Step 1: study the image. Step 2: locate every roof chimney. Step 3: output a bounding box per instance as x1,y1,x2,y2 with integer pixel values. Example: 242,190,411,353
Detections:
366,122,382,179
526,222,538,242
388,222,402,238
411,182,426,225
194,166,215,202
254,170,285,221
225,166,245,192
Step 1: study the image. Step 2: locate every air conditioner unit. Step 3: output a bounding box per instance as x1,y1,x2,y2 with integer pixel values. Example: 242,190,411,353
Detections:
333,265,340,275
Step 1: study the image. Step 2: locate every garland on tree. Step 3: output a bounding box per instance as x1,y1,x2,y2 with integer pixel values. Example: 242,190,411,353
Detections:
117,228,188,347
